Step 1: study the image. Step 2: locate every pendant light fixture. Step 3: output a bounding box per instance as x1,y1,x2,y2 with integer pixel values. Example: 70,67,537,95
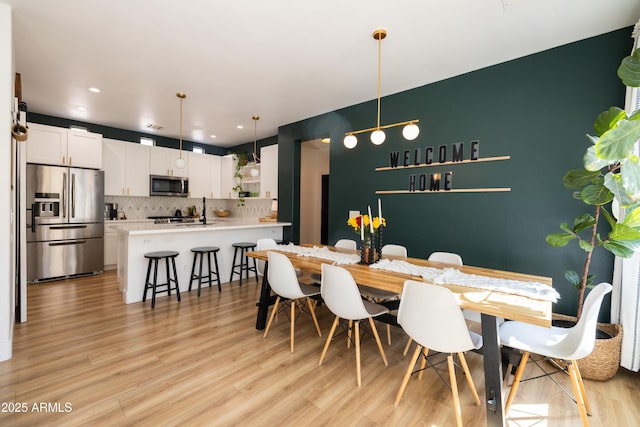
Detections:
343,29,419,149
175,92,187,169
249,115,260,177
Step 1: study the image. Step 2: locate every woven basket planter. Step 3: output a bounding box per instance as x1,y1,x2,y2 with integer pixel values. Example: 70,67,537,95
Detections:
552,313,623,381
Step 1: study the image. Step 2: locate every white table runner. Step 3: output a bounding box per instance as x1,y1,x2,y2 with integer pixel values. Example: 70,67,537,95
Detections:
276,244,360,265
370,259,560,302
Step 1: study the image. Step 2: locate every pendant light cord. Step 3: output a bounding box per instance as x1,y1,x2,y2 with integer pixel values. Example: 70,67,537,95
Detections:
376,32,382,130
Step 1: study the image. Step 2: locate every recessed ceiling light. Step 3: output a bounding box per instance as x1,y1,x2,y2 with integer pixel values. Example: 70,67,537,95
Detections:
210,135,217,138
89,87,100,93
76,106,87,112
237,125,244,129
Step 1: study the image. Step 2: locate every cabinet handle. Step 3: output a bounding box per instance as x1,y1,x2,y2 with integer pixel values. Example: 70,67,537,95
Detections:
69,156,73,165
62,155,66,165
122,187,125,195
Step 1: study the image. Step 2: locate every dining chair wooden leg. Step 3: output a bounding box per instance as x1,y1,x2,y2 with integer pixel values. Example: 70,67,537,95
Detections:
307,297,322,337
347,319,353,349
418,347,429,380
573,361,591,415
394,344,422,406
568,361,590,427
319,315,340,365
458,352,481,406
368,317,388,366
263,296,281,338
448,354,463,427
355,320,361,388
504,351,529,413
290,300,295,353
386,324,391,345
403,336,413,356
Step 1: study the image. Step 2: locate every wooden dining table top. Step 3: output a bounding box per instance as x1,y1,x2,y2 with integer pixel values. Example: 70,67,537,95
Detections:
246,245,553,328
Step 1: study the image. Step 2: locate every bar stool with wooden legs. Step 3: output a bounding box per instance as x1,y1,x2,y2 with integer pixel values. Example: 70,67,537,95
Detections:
188,246,222,295
142,250,181,309
229,242,258,286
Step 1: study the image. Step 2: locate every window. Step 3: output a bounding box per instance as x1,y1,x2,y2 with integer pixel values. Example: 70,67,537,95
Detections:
193,147,204,154
140,137,155,146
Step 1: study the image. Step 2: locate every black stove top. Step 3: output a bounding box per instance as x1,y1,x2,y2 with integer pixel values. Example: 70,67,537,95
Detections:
147,216,195,224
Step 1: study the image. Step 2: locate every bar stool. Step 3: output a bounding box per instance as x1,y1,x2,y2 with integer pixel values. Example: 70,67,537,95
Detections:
229,242,258,286
143,251,180,309
189,246,222,295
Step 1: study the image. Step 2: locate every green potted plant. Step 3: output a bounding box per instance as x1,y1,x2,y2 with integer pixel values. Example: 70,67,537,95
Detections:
230,151,249,206
545,47,640,380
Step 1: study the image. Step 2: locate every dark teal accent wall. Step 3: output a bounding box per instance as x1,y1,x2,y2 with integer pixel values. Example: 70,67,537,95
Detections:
278,28,634,317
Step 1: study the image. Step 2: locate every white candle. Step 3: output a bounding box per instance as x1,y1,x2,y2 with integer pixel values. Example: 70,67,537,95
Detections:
378,198,382,222
368,206,374,233
360,215,364,240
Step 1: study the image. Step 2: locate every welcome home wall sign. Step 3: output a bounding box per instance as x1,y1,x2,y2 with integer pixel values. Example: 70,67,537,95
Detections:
374,140,511,195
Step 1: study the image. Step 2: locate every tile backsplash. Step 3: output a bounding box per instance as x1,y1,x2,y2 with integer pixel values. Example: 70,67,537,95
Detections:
104,196,273,220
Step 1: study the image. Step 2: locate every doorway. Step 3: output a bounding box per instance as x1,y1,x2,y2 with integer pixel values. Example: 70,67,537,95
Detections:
299,139,330,244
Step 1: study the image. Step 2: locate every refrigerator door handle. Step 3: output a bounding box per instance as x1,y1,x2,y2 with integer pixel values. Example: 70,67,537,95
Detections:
71,173,76,218
48,240,87,247
49,225,87,230
30,204,36,233
62,172,67,219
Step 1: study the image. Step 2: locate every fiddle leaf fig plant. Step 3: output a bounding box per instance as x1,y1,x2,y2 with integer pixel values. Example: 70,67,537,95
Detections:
546,48,640,319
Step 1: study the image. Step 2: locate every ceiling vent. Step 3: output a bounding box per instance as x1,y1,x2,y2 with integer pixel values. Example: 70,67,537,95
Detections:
145,123,163,130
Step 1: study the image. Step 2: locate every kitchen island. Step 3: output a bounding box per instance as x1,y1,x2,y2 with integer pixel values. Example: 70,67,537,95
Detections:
114,218,291,304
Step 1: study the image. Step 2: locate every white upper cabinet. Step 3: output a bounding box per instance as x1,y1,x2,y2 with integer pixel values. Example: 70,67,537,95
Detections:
209,155,222,199
220,155,236,199
102,139,149,196
187,152,210,198
149,146,187,177
260,144,278,198
26,123,102,168
188,152,223,199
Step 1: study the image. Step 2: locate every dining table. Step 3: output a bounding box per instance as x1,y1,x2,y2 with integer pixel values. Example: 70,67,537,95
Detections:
246,245,553,427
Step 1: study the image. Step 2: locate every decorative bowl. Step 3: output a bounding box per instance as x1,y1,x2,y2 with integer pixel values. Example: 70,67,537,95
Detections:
213,209,231,217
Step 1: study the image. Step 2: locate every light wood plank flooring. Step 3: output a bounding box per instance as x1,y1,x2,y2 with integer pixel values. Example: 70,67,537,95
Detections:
1,271,638,426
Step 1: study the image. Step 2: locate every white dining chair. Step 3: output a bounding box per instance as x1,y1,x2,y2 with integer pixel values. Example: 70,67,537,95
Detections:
358,243,408,345
256,238,278,276
319,263,389,388
263,251,322,353
499,282,612,426
311,238,358,285
334,238,358,250
394,280,482,427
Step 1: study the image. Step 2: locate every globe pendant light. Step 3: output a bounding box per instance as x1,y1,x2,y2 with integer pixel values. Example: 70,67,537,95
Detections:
250,115,260,177
343,29,420,149
175,92,187,169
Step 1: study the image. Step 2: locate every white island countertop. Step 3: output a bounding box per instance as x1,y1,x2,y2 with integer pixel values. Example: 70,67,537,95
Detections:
113,218,292,235
115,218,291,304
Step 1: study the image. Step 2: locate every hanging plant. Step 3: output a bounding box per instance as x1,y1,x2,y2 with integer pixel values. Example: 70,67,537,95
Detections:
230,151,249,206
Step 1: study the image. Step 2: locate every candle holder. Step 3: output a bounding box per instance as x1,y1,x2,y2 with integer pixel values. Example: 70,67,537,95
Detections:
360,236,377,265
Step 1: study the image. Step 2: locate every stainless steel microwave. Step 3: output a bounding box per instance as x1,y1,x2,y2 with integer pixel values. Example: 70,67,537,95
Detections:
149,175,189,197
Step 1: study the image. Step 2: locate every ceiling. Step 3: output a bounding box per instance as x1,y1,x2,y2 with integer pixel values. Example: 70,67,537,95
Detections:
4,1,640,148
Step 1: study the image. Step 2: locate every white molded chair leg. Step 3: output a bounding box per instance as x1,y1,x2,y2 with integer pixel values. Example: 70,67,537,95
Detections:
403,336,413,356
290,300,295,353
369,317,388,366
319,315,339,365
568,361,590,426
458,352,480,406
263,296,280,338
395,344,422,406
307,297,322,337
355,320,361,388
504,351,529,413
448,354,463,427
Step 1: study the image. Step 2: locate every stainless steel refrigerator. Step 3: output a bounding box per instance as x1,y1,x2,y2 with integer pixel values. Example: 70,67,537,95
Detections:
26,164,104,282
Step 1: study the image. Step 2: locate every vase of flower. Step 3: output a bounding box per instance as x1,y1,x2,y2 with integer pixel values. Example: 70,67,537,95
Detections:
347,209,386,265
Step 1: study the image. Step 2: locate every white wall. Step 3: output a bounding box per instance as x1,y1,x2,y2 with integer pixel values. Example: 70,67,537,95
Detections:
0,2,14,361
299,140,329,244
